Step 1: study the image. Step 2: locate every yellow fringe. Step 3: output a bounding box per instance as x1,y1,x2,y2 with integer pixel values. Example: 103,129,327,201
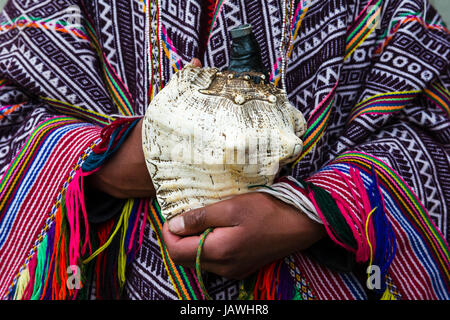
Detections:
13,267,30,300
82,199,132,264
118,199,133,287
380,288,397,300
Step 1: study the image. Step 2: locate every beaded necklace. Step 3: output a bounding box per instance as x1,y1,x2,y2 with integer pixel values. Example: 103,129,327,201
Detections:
278,0,311,91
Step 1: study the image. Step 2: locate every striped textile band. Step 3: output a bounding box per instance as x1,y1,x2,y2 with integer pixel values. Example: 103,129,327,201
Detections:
42,97,114,127
374,14,449,55
287,0,310,58
345,0,382,60
4,139,100,299
206,0,226,45
0,78,9,88
80,3,135,117
348,91,420,123
0,15,88,41
293,81,338,165
291,251,369,299
424,81,450,117
0,117,101,299
0,103,25,120
161,25,183,73
325,151,450,299
147,199,205,300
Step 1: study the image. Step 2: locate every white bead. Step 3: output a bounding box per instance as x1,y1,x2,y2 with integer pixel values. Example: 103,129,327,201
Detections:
234,94,246,104
268,95,277,103
293,144,302,155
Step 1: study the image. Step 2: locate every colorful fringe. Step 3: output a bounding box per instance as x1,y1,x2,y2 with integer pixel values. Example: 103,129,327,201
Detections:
0,117,102,299
238,163,397,299
5,117,150,300
147,200,206,300
304,152,450,299
238,150,449,300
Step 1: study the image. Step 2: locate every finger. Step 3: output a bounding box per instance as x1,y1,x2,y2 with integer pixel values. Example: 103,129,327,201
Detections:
162,222,200,266
190,57,202,68
167,199,239,236
163,223,238,272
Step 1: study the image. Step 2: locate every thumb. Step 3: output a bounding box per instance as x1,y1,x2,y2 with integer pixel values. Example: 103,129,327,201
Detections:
190,57,202,68
168,201,238,236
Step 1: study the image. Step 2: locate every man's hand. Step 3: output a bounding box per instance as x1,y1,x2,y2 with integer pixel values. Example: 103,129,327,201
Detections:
162,192,325,279
86,118,156,199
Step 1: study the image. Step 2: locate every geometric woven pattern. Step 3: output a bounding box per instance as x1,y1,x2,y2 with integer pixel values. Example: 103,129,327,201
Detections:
0,0,448,300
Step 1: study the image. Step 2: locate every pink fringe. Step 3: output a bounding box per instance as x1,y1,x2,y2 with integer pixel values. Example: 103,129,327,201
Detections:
65,168,100,267
22,253,38,300
137,200,148,252
307,189,356,253
65,173,80,268
127,200,143,254
327,168,377,262
350,168,376,257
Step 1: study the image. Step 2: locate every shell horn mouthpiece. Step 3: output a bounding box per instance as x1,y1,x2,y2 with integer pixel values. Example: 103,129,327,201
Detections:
228,24,268,79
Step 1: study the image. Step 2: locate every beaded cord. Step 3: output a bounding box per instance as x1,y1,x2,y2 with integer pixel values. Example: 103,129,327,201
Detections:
195,227,213,300
279,0,288,91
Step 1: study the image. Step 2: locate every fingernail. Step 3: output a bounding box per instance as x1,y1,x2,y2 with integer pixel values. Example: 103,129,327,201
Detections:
168,216,184,234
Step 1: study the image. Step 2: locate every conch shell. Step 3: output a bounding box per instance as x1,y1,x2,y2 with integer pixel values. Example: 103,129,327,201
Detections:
142,27,306,220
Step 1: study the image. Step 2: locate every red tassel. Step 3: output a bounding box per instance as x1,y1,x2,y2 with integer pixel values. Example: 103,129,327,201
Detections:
93,117,140,154
57,231,68,300
95,218,115,300
51,207,62,300
39,236,57,300
253,261,282,300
